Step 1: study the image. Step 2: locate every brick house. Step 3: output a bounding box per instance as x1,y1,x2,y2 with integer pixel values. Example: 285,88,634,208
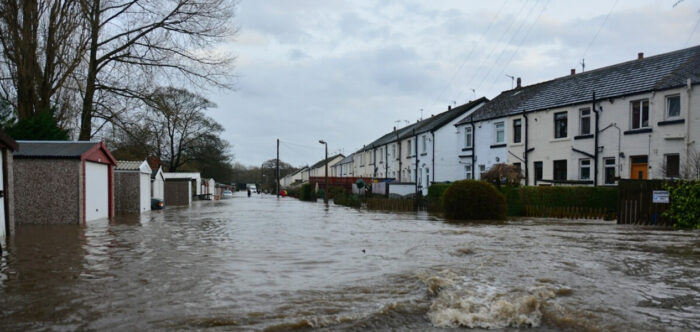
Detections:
13,141,117,224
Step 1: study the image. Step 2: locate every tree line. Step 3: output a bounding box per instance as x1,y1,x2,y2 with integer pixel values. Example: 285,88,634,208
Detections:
0,0,237,181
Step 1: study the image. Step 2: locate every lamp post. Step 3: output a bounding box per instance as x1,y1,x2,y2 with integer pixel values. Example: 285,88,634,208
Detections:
319,140,328,204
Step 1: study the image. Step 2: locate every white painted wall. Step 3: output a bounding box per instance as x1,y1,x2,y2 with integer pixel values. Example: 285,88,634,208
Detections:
518,84,699,185
163,172,201,195
139,173,151,212
85,162,109,222
152,168,165,200
470,117,509,180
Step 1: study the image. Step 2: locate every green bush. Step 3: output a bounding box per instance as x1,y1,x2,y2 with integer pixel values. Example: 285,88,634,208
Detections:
327,186,346,199
664,181,700,229
333,191,361,208
299,183,316,201
5,111,69,140
427,183,451,211
500,185,524,216
520,186,617,212
442,180,506,220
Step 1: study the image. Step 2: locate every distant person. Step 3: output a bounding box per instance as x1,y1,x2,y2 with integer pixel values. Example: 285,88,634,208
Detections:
247,188,251,197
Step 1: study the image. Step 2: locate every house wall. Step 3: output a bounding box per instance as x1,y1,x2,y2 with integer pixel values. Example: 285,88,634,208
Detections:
164,180,191,206
471,117,509,180
2,149,14,235
519,84,699,185
152,175,164,200
14,159,82,224
115,172,141,214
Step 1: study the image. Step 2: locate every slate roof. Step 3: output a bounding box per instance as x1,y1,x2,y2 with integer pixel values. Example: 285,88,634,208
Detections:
310,153,344,169
116,160,144,171
336,153,354,165
457,45,700,124
14,141,99,158
359,97,488,152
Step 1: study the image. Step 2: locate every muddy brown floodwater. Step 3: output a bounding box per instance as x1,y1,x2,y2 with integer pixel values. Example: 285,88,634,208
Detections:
1,192,698,331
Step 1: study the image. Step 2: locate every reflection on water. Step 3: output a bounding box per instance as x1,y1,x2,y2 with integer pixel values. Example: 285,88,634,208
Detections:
1,192,698,331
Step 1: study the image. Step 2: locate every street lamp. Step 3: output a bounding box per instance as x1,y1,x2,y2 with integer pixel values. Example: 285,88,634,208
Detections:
319,140,328,204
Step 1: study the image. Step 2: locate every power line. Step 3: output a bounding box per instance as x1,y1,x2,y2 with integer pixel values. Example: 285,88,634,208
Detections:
685,12,700,46
426,0,511,111
482,0,551,95
581,0,619,60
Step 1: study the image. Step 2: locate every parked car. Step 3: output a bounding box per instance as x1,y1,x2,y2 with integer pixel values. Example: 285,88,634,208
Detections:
151,198,164,210
222,190,233,199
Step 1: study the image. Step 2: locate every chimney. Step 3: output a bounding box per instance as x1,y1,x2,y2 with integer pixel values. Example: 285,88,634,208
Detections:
570,69,576,75
516,77,522,88
393,126,396,131
638,52,644,60
448,105,452,111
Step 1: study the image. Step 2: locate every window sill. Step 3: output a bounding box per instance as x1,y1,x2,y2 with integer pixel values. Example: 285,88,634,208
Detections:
574,134,594,140
458,154,472,158
490,143,506,149
510,143,524,147
420,153,427,156
462,147,473,151
624,128,652,135
550,138,571,143
658,119,684,126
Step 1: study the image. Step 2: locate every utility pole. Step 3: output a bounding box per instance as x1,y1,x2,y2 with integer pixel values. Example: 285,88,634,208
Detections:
319,140,328,204
276,138,280,197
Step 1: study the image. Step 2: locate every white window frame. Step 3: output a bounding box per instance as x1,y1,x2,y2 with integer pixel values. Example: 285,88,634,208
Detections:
464,126,473,148
666,94,681,119
579,158,591,180
630,99,650,129
512,119,522,143
407,140,412,156
392,144,396,159
465,164,472,179
379,147,383,162
554,111,568,138
494,121,505,144
422,135,427,153
579,108,591,135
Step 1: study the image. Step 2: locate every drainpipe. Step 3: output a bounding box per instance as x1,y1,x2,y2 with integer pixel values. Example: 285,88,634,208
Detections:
687,78,692,172
431,130,435,184
593,92,599,187
373,147,377,178
385,144,389,180
470,115,476,179
397,131,402,182
414,129,419,197
523,112,529,185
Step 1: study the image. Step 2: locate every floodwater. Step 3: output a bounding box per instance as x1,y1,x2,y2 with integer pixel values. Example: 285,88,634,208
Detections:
1,192,698,331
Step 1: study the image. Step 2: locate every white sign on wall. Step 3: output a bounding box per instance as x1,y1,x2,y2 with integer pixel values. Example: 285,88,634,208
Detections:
652,190,669,204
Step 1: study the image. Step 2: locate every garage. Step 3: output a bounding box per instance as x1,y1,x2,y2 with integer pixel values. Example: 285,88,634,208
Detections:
0,130,18,243
114,160,152,214
13,141,116,224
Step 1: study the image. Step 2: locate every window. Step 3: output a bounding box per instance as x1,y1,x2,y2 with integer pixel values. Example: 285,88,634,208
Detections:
579,108,591,135
479,164,486,174
392,144,396,159
422,135,427,153
407,140,412,156
513,119,522,143
379,148,383,162
534,161,543,182
554,112,567,138
553,160,567,181
631,99,649,129
666,95,680,119
465,164,472,179
579,159,591,180
604,158,616,184
495,121,505,143
464,126,473,148
665,154,680,178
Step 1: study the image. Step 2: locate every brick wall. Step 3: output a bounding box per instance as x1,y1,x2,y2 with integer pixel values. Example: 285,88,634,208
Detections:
115,172,140,213
14,158,81,224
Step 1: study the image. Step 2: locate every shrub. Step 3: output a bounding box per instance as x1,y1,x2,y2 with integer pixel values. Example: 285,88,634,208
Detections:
327,186,346,199
299,183,316,201
427,183,451,212
333,191,361,208
481,163,523,187
5,111,69,140
664,181,700,229
442,180,506,220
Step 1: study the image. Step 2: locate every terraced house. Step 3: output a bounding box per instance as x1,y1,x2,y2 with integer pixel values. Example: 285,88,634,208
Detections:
467,45,700,185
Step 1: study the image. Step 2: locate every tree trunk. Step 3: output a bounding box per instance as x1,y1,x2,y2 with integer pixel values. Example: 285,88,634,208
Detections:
79,0,100,140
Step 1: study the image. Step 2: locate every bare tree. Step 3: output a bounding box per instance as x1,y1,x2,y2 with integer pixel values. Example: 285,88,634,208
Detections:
77,0,236,140
0,0,87,120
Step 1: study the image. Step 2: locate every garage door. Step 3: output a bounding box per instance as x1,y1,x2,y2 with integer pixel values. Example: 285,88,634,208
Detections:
85,162,109,222
140,173,151,212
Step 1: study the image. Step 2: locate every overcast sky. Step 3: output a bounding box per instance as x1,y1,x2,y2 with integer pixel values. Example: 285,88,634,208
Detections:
206,0,700,167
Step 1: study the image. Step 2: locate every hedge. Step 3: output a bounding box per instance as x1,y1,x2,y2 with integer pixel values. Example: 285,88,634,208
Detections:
442,180,506,220
299,183,316,201
500,185,524,216
427,183,451,212
664,181,700,229
519,186,617,212
333,191,361,208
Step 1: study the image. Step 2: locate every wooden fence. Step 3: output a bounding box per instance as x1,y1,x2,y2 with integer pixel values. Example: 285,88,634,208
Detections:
366,198,415,211
523,206,613,220
617,179,673,226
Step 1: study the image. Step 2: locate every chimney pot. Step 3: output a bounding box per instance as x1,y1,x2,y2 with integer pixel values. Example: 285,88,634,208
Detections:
448,105,452,111
570,69,576,75
638,52,644,59
516,77,522,88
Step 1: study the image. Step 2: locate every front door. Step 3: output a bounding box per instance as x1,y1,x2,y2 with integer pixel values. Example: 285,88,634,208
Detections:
630,155,648,180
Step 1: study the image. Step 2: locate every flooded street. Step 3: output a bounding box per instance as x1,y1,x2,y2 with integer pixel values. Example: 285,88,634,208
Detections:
1,192,699,331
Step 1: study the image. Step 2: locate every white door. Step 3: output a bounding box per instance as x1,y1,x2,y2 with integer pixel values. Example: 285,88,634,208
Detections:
85,162,109,222
140,173,151,212
0,152,5,240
